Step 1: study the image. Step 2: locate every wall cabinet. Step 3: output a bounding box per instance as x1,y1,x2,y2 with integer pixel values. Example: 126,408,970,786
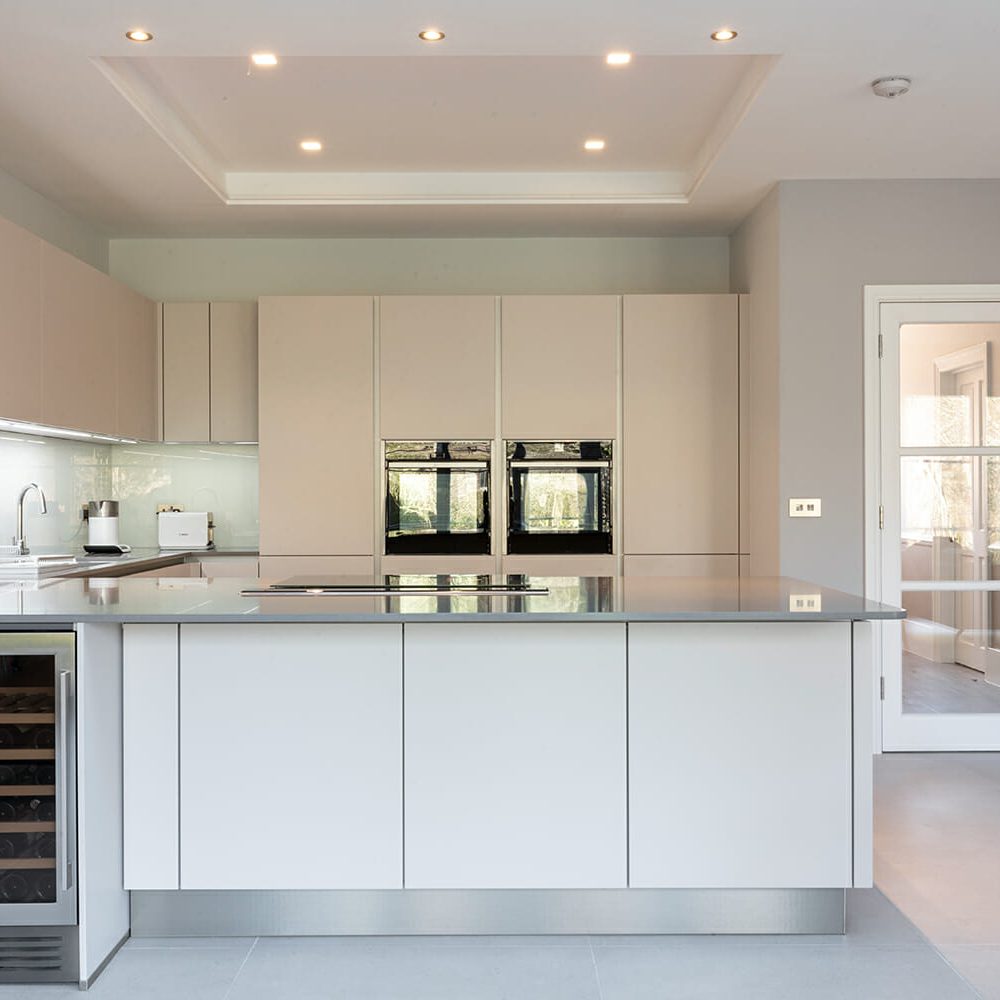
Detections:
115,286,158,441
209,302,258,442
628,622,853,888
404,623,627,889
380,296,495,440
179,625,402,889
623,294,739,556
0,216,42,423
500,295,618,440
258,296,374,557
161,301,258,443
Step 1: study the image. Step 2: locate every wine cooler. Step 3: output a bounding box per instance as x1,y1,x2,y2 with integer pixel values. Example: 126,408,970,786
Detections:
0,633,76,983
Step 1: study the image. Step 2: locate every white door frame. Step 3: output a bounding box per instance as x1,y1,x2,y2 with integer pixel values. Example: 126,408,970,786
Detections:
864,284,1000,751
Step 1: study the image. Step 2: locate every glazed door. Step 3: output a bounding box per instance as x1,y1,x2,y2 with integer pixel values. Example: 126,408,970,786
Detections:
0,633,76,924
880,300,1000,750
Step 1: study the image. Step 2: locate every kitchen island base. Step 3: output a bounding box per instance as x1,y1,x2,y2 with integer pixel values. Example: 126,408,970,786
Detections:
130,888,846,936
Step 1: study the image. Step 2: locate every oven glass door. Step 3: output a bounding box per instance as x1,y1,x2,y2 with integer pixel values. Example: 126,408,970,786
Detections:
386,464,491,555
508,464,612,554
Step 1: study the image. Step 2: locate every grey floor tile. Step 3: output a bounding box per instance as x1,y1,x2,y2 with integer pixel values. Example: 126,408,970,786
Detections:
593,941,979,1000
940,945,1000,1000
83,943,251,1000
226,936,602,1000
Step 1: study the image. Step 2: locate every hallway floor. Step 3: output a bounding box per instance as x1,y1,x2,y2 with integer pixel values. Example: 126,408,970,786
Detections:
0,754,994,999
876,751,1000,999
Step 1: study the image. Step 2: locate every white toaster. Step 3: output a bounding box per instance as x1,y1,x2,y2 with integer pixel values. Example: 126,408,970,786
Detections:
158,511,214,549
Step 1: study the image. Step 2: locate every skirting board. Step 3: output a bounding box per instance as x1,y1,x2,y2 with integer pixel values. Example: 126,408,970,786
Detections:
132,888,845,936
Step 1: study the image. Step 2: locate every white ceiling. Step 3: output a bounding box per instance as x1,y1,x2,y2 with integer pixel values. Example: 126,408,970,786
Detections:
0,0,998,237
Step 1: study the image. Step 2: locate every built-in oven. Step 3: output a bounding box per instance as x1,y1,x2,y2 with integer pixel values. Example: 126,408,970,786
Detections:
506,441,613,554
384,442,492,555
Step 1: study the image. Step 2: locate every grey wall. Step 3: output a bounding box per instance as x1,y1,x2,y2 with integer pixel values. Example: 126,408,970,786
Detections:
0,167,108,272
107,236,731,300
738,179,1000,595
731,186,781,576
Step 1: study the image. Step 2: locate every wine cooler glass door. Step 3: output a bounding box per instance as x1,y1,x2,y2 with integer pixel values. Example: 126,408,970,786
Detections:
0,633,76,926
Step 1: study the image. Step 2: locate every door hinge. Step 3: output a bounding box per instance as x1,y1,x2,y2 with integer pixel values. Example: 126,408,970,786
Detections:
878,504,884,530
880,676,886,700
878,333,884,358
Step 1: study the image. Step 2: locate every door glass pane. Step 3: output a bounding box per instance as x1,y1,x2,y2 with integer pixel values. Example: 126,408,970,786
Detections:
0,653,57,903
902,456,1000,582
899,323,1000,447
902,590,1000,714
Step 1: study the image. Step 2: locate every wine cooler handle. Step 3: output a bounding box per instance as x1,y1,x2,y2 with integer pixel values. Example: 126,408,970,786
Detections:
58,670,72,892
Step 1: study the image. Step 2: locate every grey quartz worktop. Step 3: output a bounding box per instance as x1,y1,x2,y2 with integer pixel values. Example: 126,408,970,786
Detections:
0,575,905,625
2,546,258,581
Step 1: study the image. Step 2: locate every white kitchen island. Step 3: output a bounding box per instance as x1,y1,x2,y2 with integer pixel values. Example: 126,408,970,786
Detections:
0,574,903,953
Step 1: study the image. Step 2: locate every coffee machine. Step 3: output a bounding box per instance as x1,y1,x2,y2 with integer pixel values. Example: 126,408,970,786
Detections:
83,500,131,554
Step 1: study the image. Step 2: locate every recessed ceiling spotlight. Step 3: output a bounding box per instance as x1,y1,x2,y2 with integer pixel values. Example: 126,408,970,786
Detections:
710,28,738,42
125,28,153,42
606,51,632,66
418,28,445,41
584,138,606,151
300,139,323,152
251,52,278,67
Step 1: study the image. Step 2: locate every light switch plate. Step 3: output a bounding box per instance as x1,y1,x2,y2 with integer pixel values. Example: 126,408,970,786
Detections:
789,594,823,613
789,498,822,517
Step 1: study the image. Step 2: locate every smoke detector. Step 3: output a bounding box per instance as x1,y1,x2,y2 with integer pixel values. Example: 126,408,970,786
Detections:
871,76,911,99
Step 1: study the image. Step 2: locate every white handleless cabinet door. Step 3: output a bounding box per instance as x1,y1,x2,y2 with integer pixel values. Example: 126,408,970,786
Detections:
179,624,402,890
0,217,42,423
628,622,853,888
123,625,179,890
404,623,627,889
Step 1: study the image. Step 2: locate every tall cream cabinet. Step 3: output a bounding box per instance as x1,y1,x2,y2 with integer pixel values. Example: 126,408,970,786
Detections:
258,296,375,558
161,301,259,443
622,295,740,557
379,296,495,440
0,216,42,423
501,296,618,440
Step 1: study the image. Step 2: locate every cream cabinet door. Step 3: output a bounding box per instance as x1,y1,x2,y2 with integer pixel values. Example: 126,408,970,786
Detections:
115,286,158,441
404,623,627,889
0,217,42,422
40,243,119,434
380,296,495,439
258,555,375,579
210,302,258,442
179,624,403,890
258,296,374,556
623,294,739,555
162,302,210,442
500,296,618,440
628,623,853,888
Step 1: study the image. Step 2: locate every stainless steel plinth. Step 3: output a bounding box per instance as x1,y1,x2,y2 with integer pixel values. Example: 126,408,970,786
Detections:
131,888,845,937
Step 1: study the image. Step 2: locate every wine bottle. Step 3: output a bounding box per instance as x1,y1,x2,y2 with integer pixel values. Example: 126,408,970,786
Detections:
0,837,16,859
31,871,56,902
0,873,29,903
0,799,17,822
34,765,56,786
0,726,21,748
25,834,55,859
22,727,54,749
22,798,55,823
0,766,16,786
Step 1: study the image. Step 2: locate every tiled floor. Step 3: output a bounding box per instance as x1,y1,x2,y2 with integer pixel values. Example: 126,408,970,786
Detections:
0,753,994,999
875,751,1000,1000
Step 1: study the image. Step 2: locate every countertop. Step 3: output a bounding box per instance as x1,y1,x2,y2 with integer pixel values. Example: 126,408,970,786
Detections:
0,575,905,625
0,546,258,580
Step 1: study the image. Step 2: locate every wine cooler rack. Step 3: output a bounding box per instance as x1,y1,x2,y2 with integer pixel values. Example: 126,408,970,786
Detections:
0,674,58,905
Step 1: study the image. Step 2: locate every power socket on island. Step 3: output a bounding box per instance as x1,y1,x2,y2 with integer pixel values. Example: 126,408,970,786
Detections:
789,498,822,517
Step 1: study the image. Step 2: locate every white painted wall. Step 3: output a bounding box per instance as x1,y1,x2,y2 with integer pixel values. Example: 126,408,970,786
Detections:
108,236,730,301
0,168,108,272
734,178,1000,595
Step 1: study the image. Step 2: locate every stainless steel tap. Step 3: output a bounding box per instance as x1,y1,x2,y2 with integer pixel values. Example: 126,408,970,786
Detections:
14,483,47,556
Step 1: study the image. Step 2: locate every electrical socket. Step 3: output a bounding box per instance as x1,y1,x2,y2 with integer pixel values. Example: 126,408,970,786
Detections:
789,498,822,518
789,594,823,613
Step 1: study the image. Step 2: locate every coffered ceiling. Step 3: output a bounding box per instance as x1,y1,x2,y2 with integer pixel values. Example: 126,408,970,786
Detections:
0,0,998,237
